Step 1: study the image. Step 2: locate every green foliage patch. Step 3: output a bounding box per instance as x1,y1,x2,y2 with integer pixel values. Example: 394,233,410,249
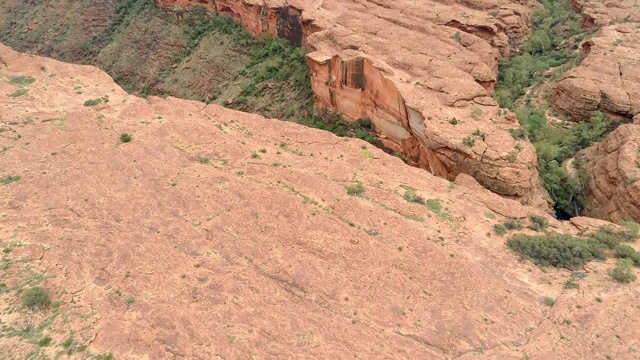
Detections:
22,286,52,309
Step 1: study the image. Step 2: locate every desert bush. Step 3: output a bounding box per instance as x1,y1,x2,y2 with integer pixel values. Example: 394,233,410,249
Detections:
504,219,523,230
493,224,507,236
529,214,549,231
588,225,637,249
425,198,442,213
22,286,52,309
610,258,637,283
83,98,103,107
346,181,365,196
506,232,606,269
120,133,132,143
402,186,425,204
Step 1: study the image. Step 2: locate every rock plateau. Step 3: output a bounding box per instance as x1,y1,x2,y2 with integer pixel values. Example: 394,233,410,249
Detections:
1,44,639,359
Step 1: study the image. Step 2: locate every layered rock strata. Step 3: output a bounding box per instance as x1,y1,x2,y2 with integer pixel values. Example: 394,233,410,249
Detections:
576,124,640,222
554,1,640,121
157,0,546,203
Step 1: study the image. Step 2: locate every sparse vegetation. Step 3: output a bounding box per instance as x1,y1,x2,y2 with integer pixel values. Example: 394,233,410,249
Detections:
9,88,28,97
450,31,461,43
425,198,442,213
401,185,425,204
493,224,507,236
83,98,103,107
471,107,482,119
463,136,475,147
504,219,523,230
8,75,36,87
543,297,555,306
37,335,53,347
346,181,365,196
1,175,21,185
21,286,52,309
120,133,132,143
529,214,549,231
610,258,637,283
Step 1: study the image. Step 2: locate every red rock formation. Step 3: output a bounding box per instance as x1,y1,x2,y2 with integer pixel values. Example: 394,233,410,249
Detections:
576,124,640,222
155,0,546,204
2,43,638,359
554,25,640,121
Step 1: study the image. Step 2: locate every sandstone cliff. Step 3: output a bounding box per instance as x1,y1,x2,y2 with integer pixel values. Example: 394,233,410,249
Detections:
554,1,640,121
1,43,639,360
576,124,640,222
157,0,547,204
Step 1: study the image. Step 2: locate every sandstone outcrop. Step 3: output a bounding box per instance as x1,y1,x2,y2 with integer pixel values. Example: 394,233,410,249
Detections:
553,2,640,121
576,124,640,222
553,24,640,121
1,43,639,359
156,0,546,204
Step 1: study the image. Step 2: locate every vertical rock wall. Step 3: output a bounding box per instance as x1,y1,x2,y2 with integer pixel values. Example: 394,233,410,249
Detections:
154,0,547,204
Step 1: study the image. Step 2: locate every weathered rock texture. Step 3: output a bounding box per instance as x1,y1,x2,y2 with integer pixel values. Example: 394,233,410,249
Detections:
554,2,640,121
577,124,640,222
157,0,546,204
1,43,639,360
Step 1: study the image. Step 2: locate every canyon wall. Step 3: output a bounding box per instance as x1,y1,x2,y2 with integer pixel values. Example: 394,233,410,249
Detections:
157,0,547,204
576,124,640,222
554,0,640,121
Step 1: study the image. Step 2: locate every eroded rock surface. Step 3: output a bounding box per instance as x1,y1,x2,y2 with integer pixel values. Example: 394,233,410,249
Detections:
157,0,546,204
577,124,640,222
554,2,640,121
2,44,639,359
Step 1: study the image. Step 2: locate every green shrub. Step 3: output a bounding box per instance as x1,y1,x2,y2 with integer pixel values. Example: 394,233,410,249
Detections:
38,336,53,347
9,89,28,97
610,258,636,283
463,136,475,147
22,286,52,309
493,224,507,236
543,296,555,306
0,175,21,185
529,214,549,231
588,225,637,249
402,186,425,204
504,219,523,230
8,75,36,87
507,232,606,269
346,181,365,196
83,98,103,107
425,198,442,213
120,133,132,143
615,245,640,265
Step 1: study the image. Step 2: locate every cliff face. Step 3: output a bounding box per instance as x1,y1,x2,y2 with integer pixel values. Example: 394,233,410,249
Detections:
554,0,640,121
156,0,547,204
577,124,640,222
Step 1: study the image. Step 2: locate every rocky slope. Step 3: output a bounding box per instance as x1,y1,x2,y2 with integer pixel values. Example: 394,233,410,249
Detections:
553,1,640,121
2,44,639,359
158,0,547,205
